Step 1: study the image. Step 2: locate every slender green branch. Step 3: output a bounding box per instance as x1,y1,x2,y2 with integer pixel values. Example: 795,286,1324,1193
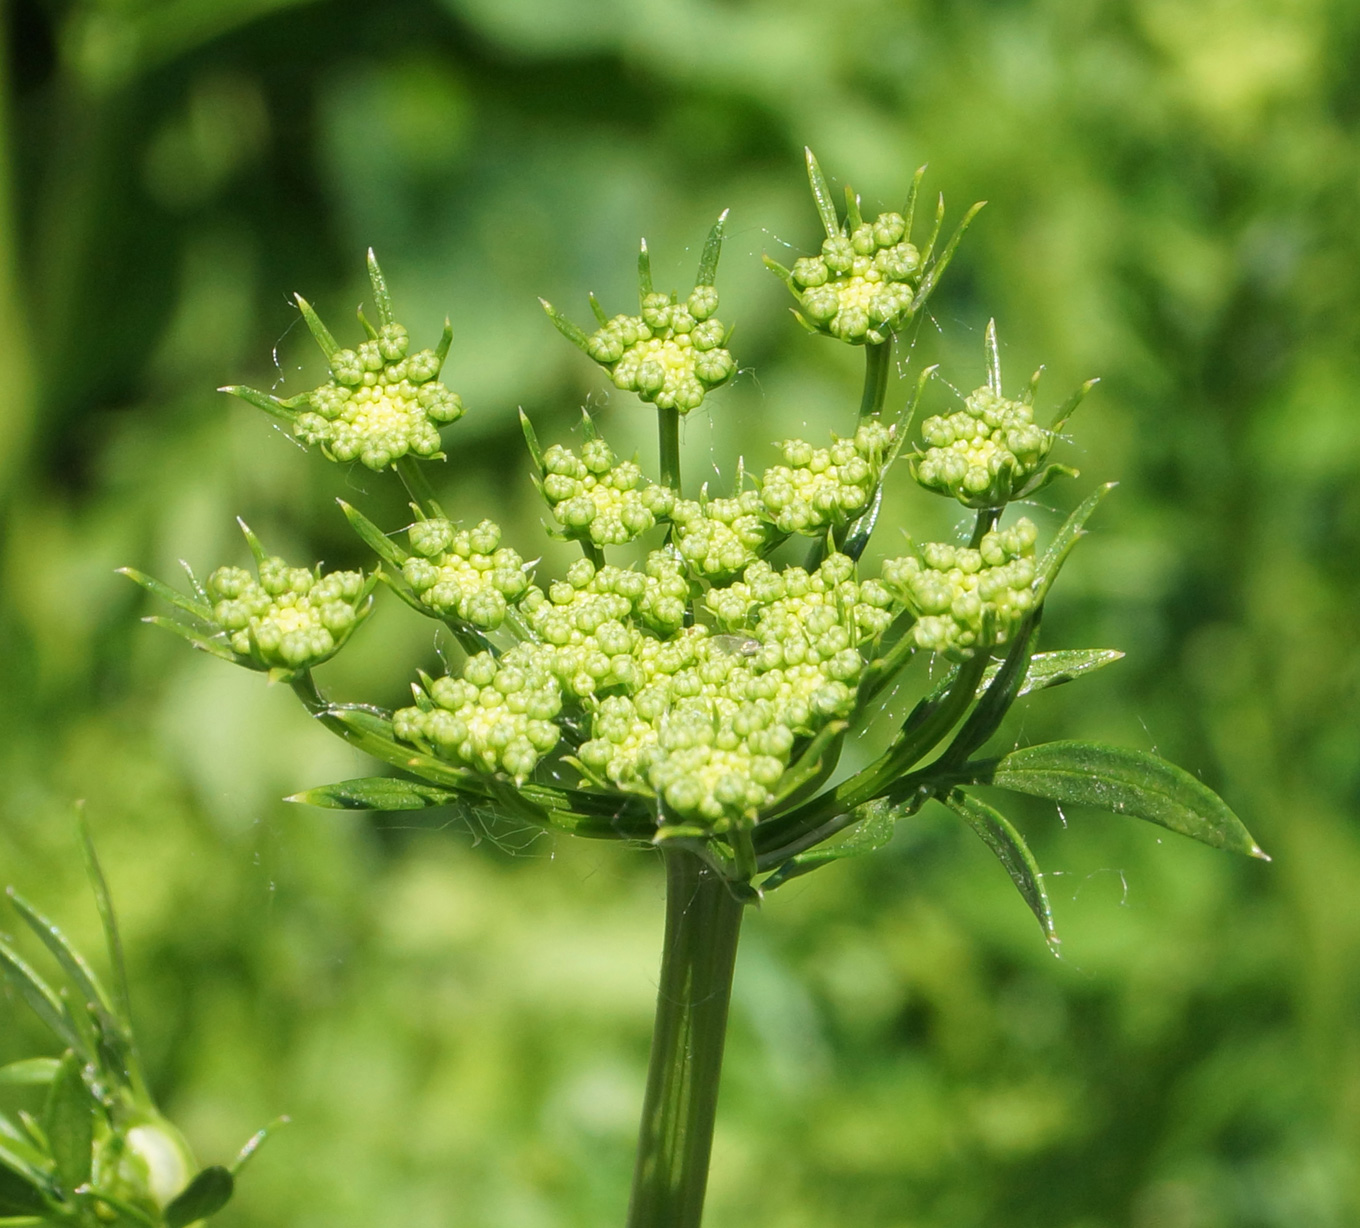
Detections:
658,406,682,496
627,849,745,1228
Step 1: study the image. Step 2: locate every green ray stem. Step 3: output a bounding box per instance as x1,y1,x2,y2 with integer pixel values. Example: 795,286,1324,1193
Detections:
627,848,745,1228
858,337,892,423
658,406,682,496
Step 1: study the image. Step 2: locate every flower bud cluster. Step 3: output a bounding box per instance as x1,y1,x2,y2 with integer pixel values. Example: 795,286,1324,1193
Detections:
539,438,676,547
206,558,369,670
576,554,890,828
911,385,1054,508
670,492,771,579
586,288,736,413
293,323,465,471
788,212,921,345
758,421,891,534
400,518,532,630
881,519,1039,659
394,646,563,782
517,553,692,694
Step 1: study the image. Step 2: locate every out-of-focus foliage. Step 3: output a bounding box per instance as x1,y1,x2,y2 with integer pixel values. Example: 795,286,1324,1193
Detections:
2,0,1358,1225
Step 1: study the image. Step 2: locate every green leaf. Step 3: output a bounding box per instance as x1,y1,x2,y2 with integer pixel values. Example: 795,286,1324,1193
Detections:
694,210,728,288
229,1116,289,1176
141,617,239,664
7,890,113,1026
365,248,394,327
116,568,213,622
912,199,986,312
539,298,593,354
518,409,545,471
901,163,926,238
984,318,1002,394
944,790,1057,948
0,1124,50,1192
803,148,842,238
1034,481,1115,599
218,384,295,424
74,813,132,1030
293,294,338,357
164,1166,234,1228
637,238,653,296
433,319,453,368
1050,376,1099,431
980,740,1267,859
0,941,81,1054
337,501,408,567
0,1159,47,1218
286,777,459,812
42,1053,92,1198
0,1061,58,1088
762,797,897,891
761,254,795,290
1014,461,1080,500
980,648,1124,699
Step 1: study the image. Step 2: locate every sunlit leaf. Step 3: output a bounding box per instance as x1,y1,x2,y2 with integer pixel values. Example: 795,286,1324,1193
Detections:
286,777,458,811
980,740,1267,858
979,648,1124,699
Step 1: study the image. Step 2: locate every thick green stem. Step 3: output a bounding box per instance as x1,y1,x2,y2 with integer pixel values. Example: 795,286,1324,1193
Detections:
627,849,745,1228
658,406,682,496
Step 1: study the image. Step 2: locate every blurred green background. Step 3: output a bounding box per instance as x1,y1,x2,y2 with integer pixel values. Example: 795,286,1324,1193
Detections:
2,1,1358,1225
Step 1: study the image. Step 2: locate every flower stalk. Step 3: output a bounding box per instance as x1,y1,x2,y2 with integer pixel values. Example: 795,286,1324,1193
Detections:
627,849,745,1228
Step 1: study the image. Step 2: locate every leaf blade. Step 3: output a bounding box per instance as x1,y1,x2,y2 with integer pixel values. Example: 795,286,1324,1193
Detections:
42,1053,92,1198
286,777,459,812
944,790,1058,947
163,1166,234,1228
982,740,1266,858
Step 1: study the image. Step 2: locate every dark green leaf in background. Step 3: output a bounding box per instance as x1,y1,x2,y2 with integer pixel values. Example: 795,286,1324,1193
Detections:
42,1052,92,1198
164,1166,234,1228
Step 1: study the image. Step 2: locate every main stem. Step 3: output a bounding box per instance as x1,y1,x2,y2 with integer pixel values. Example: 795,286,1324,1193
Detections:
627,849,745,1228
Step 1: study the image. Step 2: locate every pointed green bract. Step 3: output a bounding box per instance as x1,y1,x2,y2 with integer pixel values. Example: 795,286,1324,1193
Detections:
1035,482,1116,598
981,740,1267,858
287,777,459,811
980,647,1125,698
553,220,737,415
944,790,1058,948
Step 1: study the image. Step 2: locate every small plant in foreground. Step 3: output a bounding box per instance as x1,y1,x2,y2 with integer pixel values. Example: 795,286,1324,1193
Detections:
0,813,282,1227
121,150,1265,1227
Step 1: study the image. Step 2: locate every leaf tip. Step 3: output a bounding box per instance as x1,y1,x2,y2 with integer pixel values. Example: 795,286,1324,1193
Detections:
1249,843,1272,862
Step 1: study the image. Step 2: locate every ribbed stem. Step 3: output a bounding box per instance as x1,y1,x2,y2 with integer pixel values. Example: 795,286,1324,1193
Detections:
627,849,745,1228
